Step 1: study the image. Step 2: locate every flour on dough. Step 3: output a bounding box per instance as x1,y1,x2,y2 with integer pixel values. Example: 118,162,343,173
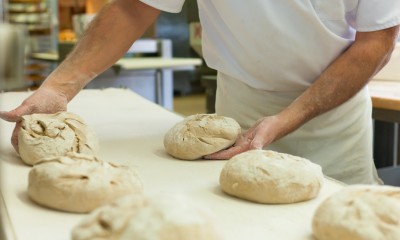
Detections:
28,152,143,213
18,111,99,165
164,114,241,160
220,149,324,204
71,194,224,240
312,184,400,240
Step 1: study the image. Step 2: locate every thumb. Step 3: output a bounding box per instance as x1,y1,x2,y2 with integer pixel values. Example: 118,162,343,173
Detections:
0,105,32,122
11,121,22,153
204,145,248,160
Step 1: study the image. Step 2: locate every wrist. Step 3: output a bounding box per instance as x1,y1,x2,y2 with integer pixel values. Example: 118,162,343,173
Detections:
40,64,97,102
273,108,308,140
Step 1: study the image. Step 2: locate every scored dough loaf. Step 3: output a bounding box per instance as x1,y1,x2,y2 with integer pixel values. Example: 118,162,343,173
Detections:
18,111,99,165
312,185,400,240
28,152,143,213
71,194,224,240
220,150,324,204
164,114,241,160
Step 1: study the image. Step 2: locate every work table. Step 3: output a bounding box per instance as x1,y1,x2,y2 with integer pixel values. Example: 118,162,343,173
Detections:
0,89,344,240
30,52,202,70
369,80,400,168
30,52,202,110
0,78,396,240
369,80,400,112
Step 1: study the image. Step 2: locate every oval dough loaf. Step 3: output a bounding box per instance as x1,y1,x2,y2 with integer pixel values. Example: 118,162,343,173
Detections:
71,194,224,240
312,185,400,240
28,152,143,213
220,149,324,204
18,111,99,165
164,114,241,160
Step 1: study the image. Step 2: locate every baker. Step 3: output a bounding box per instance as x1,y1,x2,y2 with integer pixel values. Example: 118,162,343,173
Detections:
1,1,399,184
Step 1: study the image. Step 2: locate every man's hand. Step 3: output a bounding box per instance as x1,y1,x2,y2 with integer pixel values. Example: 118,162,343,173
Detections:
0,87,68,152
205,116,283,160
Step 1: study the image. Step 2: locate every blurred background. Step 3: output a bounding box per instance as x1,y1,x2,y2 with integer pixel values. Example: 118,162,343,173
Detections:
0,0,216,115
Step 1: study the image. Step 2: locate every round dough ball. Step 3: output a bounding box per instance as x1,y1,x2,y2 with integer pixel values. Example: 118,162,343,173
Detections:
312,185,400,240
18,111,100,165
28,152,143,213
164,114,241,160
71,194,224,240
220,150,324,204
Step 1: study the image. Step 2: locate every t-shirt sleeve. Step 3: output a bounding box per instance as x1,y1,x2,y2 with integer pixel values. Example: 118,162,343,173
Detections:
355,0,400,31
138,0,186,13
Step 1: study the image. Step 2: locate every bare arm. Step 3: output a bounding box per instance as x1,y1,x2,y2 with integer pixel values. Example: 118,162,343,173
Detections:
208,25,400,159
271,26,399,141
43,0,161,101
0,0,160,151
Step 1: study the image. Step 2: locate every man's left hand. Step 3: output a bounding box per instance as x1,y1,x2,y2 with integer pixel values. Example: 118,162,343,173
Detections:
204,116,281,160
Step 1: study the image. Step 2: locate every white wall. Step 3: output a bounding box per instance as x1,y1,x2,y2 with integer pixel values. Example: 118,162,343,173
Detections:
373,43,400,81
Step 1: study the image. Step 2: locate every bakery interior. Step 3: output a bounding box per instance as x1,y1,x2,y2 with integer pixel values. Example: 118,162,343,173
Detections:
1,1,400,240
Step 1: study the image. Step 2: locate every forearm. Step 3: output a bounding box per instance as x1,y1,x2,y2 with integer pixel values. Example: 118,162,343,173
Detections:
41,0,160,101
275,26,399,139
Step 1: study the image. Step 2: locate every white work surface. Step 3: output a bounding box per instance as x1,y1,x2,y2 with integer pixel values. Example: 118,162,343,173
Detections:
115,57,202,70
113,57,202,109
30,53,202,70
0,89,344,240
30,52,202,110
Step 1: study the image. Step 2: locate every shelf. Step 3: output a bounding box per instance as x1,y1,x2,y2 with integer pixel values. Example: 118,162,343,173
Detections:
26,73,46,82
8,0,47,13
9,0,44,3
28,27,51,36
8,0,50,36
7,0,55,88
9,20,49,24
9,10,47,14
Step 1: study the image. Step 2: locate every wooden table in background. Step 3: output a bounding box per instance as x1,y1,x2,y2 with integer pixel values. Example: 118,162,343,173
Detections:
369,80,400,166
30,52,202,109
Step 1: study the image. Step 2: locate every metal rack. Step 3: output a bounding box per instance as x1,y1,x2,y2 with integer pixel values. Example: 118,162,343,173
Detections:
3,0,58,89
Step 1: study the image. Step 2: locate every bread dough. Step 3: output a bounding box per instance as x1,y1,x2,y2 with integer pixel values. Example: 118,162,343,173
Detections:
220,150,324,204
164,114,241,160
312,185,400,240
28,152,143,213
18,111,99,165
71,194,224,240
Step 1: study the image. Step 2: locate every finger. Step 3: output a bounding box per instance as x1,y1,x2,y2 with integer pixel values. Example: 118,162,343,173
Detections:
0,111,13,121
0,105,32,122
11,122,22,153
204,144,249,160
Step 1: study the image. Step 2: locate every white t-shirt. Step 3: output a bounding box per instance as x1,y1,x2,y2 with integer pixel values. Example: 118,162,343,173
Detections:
140,0,400,91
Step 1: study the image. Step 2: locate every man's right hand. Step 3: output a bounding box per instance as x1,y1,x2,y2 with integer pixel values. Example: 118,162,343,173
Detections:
0,87,68,153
